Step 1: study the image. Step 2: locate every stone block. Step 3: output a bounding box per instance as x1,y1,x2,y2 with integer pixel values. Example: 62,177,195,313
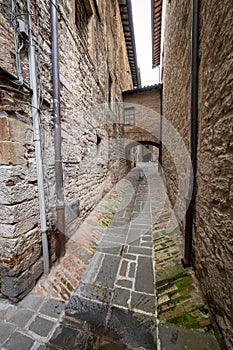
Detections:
95,254,121,288
0,321,17,345
39,298,65,318
116,279,132,289
8,118,33,144
0,165,36,184
128,262,136,278
0,217,38,238
0,227,41,259
66,296,108,328
97,241,122,255
19,293,44,311
131,292,155,313
0,116,10,140
158,323,220,350
48,325,77,348
108,307,156,349
119,260,128,276
0,181,36,205
112,287,130,308
0,198,39,224
128,246,152,256
76,282,112,303
0,242,41,277
29,315,55,337
2,331,35,350
135,256,154,294
1,257,43,301
0,141,25,165
8,308,34,328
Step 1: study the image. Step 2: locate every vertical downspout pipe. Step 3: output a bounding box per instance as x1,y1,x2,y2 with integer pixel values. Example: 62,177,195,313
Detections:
183,0,200,267
158,83,163,173
50,0,66,258
27,0,49,274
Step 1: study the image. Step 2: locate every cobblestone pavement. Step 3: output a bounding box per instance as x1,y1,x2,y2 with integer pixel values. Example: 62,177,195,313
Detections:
0,164,222,349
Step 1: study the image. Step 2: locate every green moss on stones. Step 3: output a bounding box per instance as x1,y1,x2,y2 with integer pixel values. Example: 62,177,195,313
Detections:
175,276,192,293
166,313,200,329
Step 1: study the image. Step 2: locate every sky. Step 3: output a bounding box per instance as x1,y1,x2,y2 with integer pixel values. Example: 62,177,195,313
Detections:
131,0,160,87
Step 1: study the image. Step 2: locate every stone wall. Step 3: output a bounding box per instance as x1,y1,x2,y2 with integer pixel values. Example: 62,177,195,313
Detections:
161,0,192,228
123,87,161,165
0,0,133,300
123,87,161,135
161,0,233,347
194,1,233,348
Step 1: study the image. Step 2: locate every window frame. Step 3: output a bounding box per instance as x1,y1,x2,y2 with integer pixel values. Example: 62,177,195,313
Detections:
124,107,135,126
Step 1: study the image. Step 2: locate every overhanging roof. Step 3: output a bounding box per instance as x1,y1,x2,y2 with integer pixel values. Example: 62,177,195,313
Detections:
118,0,140,88
151,0,163,68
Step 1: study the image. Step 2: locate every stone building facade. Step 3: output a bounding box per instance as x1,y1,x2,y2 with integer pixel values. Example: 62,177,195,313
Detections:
0,0,138,301
152,0,233,348
123,85,161,166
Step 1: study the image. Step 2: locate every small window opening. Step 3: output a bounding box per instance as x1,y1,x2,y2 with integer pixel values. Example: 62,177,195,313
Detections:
124,107,135,125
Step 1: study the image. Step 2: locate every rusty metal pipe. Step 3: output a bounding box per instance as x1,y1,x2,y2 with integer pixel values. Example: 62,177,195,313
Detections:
183,0,200,267
50,0,65,257
158,84,163,173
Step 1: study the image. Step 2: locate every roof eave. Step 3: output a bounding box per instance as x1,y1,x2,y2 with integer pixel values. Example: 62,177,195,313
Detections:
118,0,140,88
151,0,163,68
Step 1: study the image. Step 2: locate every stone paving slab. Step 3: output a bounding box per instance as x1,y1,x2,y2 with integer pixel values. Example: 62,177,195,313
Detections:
65,165,157,349
0,164,222,349
158,323,220,350
0,293,66,349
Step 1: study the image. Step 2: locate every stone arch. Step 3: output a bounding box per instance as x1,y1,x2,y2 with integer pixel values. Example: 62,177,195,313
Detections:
124,125,160,146
125,140,160,169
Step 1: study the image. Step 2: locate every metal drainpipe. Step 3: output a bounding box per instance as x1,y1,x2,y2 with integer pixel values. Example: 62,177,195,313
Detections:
158,83,163,173
27,0,49,274
50,0,66,258
182,0,200,267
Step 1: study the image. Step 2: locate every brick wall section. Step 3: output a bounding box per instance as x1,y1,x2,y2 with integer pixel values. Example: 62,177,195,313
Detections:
0,0,133,300
161,0,233,347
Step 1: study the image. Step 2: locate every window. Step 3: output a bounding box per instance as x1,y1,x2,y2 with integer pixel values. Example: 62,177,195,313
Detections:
75,0,93,45
124,107,135,125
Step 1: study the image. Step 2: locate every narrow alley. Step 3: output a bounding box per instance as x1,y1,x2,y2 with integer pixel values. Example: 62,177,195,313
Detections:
0,164,221,349
0,0,232,349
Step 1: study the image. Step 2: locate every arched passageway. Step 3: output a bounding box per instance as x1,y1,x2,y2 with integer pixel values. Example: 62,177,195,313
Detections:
125,141,159,169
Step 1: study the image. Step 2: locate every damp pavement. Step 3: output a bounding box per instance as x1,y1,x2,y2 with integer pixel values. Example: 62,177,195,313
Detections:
0,163,222,349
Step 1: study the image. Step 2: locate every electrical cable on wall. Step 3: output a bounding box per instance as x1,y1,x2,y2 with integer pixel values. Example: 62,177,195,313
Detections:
11,0,24,84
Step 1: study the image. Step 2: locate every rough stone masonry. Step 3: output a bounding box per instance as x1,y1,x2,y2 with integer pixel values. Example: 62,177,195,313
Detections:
0,0,134,301
161,0,233,348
